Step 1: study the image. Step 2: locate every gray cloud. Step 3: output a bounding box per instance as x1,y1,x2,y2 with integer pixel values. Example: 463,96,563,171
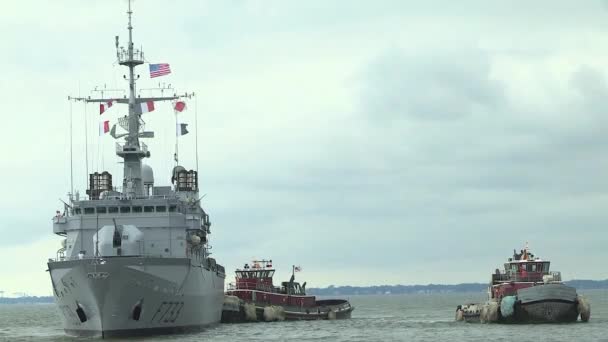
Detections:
359,48,505,122
1,1,608,294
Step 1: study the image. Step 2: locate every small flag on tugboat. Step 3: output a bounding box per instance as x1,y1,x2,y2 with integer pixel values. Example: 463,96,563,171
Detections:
294,265,302,272
140,101,155,113
99,100,114,115
99,120,110,135
177,123,189,136
149,63,171,78
174,101,187,112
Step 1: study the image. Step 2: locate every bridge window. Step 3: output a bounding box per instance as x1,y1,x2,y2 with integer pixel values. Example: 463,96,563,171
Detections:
132,206,143,213
97,207,107,214
144,206,154,213
108,207,118,214
84,208,95,215
156,206,167,212
120,206,131,214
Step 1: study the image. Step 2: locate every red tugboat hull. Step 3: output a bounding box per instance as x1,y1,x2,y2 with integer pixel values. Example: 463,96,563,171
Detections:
222,291,354,322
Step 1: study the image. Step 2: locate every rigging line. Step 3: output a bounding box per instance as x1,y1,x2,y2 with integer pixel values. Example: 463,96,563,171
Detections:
195,94,199,177
69,100,74,197
84,101,89,196
95,213,100,257
79,203,84,253
174,101,179,166
101,124,105,172
96,118,101,173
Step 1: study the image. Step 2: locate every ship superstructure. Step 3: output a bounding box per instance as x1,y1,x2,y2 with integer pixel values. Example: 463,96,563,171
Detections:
47,2,225,337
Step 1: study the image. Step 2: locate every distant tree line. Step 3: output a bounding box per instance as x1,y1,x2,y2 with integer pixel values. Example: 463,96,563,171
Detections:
1,280,606,303
0,296,54,304
307,279,608,296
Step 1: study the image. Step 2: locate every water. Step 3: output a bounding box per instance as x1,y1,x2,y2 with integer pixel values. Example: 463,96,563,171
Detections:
1,290,607,341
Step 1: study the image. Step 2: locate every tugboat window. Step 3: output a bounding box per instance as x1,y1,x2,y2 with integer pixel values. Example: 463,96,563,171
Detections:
108,207,118,214
156,206,167,212
144,206,154,213
120,206,131,213
97,207,107,214
132,206,143,213
169,205,177,212
84,208,95,215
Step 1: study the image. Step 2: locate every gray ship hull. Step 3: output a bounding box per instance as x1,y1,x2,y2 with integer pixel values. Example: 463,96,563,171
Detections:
512,283,578,323
48,256,224,338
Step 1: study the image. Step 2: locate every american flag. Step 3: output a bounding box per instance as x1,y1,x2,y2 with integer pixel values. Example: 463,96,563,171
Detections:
149,63,171,78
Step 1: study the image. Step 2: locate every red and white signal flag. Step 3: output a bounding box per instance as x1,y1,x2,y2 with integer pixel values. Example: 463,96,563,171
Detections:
99,100,114,115
140,101,155,113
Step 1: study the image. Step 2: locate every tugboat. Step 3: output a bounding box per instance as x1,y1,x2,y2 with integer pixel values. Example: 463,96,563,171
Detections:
222,260,354,322
456,244,590,323
47,1,225,337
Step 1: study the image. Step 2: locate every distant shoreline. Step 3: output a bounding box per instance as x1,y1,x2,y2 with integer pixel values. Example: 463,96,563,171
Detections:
2,279,606,304
307,279,608,296
0,297,54,305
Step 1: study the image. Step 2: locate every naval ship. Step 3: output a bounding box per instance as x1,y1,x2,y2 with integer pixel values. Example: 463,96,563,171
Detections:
47,2,225,337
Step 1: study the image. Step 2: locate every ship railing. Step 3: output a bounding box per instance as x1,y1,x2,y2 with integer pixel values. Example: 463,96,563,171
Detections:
115,141,148,154
228,282,277,293
492,271,561,284
117,48,144,64
545,271,562,282
48,253,180,262
47,238,197,262
52,216,67,224
82,186,178,200
216,264,226,276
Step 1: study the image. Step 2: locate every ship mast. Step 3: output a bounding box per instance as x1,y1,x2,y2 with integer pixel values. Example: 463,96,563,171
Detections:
69,0,192,199
119,0,146,197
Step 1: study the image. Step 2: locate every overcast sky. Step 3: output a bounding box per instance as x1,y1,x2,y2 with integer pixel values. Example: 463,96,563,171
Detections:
1,0,607,296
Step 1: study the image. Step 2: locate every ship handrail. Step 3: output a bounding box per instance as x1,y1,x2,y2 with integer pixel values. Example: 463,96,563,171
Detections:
79,187,179,200
48,255,203,262
229,282,261,291
227,288,314,298
228,282,277,292
492,271,562,284
48,242,211,262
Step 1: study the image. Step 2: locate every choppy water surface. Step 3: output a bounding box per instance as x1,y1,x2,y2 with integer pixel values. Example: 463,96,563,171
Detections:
1,290,606,341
